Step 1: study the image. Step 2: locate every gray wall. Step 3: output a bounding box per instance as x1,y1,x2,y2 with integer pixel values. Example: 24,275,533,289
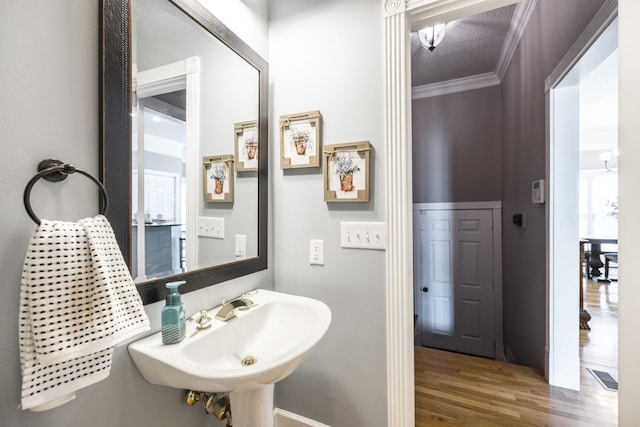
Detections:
412,85,503,203
269,0,387,426
500,0,606,368
0,0,271,426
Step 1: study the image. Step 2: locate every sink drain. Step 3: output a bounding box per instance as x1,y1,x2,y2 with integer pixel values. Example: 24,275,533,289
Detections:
241,355,257,366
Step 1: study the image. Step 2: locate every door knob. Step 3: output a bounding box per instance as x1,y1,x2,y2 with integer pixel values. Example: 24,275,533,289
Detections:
422,287,429,293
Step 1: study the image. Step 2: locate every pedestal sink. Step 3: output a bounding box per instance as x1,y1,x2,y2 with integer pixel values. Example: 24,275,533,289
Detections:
128,289,331,427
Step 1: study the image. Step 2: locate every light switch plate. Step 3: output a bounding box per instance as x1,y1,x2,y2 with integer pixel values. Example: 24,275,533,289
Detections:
235,234,247,258
340,222,386,250
198,217,224,239
310,239,324,265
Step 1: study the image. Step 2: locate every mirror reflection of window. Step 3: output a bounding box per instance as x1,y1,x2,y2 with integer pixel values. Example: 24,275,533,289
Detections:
132,90,187,281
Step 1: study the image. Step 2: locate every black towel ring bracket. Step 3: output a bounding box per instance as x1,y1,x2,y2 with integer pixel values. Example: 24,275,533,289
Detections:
24,159,109,225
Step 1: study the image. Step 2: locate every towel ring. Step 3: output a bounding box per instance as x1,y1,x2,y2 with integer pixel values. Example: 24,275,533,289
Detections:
24,159,110,225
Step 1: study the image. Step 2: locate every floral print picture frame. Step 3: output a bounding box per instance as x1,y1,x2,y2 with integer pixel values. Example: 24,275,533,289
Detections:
235,120,258,172
279,110,322,169
324,141,371,202
203,155,234,202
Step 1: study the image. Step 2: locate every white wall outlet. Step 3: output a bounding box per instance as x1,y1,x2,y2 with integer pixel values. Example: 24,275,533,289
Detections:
310,239,324,265
235,234,247,258
198,217,224,239
340,222,386,250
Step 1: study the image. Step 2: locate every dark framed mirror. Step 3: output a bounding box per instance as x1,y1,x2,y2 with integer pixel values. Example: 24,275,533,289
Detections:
100,0,268,305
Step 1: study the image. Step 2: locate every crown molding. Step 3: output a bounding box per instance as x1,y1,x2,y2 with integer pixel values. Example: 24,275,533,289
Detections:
545,0,618,91
412,72,500,99
496,0,538,80
407,0,519,30
411,0,535,99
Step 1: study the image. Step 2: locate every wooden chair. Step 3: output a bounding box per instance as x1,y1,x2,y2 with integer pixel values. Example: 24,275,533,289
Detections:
603,252,618,281
584,250,592,279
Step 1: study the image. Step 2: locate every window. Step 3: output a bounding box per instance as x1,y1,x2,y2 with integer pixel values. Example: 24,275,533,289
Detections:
579,171,618,237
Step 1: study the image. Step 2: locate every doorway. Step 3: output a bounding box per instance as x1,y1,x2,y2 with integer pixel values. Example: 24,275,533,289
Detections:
132,97,187,281
382,1,621,425
414,203,503,359
547,16,618,390
383,1,525,424
132,56,201,281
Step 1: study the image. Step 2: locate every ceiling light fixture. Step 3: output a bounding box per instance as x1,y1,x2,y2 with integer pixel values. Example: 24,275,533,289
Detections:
418,23,446,51
600,147,619,172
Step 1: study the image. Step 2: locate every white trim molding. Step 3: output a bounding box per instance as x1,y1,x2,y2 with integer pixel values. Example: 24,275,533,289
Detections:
413,201,502,210
544,0,618,91
407,0,521,30
383,6,415,427
273,409,331,427
135,56,201,272
495,0,537,80
184,57,201,272
382,0,406,18
544,0,617,389
412,72,500,99
410,0,534,99
383,2,525,426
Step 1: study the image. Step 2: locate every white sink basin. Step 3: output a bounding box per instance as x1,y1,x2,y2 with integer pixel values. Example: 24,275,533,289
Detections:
128,289,331,393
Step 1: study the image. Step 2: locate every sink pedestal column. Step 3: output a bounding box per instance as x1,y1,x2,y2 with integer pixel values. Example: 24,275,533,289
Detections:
230,384,274,427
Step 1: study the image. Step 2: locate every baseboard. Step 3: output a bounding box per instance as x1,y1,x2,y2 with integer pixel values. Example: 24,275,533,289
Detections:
273,408,331,427
505,346,516,364
495,345,507,362
414,331,421,345
545,346,550,382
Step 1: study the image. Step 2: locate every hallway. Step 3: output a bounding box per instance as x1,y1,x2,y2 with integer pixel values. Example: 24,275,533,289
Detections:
415,276,618,426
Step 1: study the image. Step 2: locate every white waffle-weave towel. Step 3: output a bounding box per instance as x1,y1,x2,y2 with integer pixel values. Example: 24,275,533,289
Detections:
19,214,150,411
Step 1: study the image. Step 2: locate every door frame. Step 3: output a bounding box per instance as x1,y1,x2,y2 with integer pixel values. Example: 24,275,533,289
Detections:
545,1,618,390
383,1,521,425
383,0,624,424
413,201,504,360
135,56,201,272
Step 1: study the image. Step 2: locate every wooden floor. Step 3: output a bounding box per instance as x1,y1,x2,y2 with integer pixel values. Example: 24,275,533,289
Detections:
415,274,618,426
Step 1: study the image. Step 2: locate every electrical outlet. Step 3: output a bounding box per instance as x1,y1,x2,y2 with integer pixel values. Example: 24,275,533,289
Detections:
235,234,247,258
340,222,386,250
197,217,224,239
310,239,324,265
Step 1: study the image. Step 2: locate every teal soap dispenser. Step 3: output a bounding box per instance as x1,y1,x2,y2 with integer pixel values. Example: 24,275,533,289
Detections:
162,281,186,344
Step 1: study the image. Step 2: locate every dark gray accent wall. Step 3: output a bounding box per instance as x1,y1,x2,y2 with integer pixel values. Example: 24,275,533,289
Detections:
501,0,606,369
412,85,502,203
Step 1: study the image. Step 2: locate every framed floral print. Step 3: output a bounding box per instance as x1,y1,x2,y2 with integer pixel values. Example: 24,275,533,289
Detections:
234,120,258,172
324,141,371,202
279,110,322,169
203,155,234,202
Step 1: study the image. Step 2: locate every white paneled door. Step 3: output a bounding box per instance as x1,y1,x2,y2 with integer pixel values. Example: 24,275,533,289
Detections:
419,209,495,358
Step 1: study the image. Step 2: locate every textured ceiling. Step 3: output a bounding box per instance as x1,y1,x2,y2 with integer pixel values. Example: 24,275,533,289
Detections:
411,4,516,87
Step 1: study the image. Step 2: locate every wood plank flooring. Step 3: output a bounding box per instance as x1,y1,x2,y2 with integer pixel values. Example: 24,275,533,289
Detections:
415,275,618,426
